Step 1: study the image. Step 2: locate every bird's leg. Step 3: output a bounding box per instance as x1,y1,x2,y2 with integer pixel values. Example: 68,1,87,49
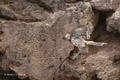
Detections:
70,48,82,60
70,51,80,60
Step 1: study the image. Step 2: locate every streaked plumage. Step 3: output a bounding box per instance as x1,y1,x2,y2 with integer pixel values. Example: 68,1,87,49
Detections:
64,27,107,60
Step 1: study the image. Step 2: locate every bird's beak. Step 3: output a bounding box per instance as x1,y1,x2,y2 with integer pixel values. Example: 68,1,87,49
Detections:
63,34,71,41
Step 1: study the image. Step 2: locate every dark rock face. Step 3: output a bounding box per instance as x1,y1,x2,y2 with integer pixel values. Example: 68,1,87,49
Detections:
65,2,98,36
0,0,120,80
91,0,120,11
65,0,77,3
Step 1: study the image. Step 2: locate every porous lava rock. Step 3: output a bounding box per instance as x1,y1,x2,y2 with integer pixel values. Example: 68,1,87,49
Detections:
85,51,120,80
106,7,120,33
91,0,120,11
0,0,49,22
0,1,97,80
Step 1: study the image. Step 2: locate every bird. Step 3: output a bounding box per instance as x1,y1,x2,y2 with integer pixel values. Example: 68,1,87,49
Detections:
64,27,107,60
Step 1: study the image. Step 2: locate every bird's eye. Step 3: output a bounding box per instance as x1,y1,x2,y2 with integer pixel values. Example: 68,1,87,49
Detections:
82,36,87,39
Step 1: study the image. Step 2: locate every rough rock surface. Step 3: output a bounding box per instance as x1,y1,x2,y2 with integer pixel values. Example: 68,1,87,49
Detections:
27,0,65,11
54,14,120,80
0,1,97,80
65,2,98,36
91,0,120,11
0,0,120,80
107,7,120,33
0,21,73,80
0,0,49,22
65,0,78,3
85,52,120,80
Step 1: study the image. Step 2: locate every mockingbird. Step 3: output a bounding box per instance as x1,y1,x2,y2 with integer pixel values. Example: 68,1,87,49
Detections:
64,27,107,60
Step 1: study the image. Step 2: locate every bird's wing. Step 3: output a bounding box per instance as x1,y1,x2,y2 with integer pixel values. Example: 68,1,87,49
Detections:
71,37,86,49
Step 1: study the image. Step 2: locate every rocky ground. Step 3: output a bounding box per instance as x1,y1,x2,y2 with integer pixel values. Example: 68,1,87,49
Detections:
0,0,120,80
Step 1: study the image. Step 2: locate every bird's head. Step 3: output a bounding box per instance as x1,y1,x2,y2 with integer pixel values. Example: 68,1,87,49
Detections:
63,33,71,41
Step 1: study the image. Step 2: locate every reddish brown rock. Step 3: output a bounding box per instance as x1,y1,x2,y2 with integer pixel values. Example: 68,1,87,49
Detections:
106,7,120,33
0,0,49,22
65,2,98,36
27,0,65,11
91,0,120,11
0,0,100,80
65,0,78,3
85,51,120,80
0,1,98,80
0,21,73,80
